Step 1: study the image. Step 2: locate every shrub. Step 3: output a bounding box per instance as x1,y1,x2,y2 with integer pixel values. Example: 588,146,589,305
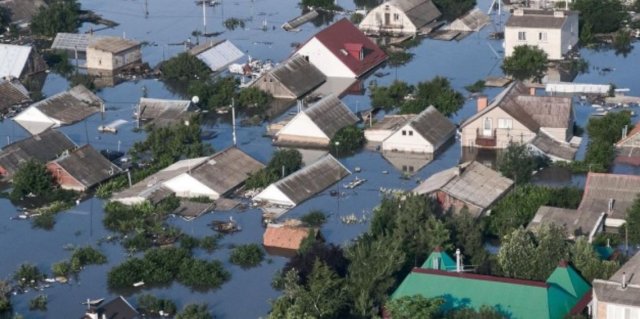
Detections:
176,304,212,319
29,295,47,311
70,246,107,272
13,264,44,289
10,160,54,201
137,294,177,317
229,244,265,268
200,235,220,252
301,210,327,227
30,0,81,37
51,261,71,277
160,53,210,82
331,125,365,155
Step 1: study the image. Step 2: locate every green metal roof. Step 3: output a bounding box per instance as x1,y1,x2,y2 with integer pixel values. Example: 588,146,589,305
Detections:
392,263,591,319
421,250,457,271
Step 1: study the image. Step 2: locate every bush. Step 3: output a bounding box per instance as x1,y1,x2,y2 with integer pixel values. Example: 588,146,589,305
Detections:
400,77,464,116
30,0,81,37
160,53,210,82
0,280,12,314
301,210,327,227
137,294,177,317
224,17,245,30
51,261,71,277
177,259,230,289
571,0,626,34
70,246,107,272
32,213,56,230
13,264,44,289
200,235,220,252
236,87,272,111
229,244,265,268
465,80,486,93
331,125,365,155
176,304,212,319
10,160,54,201
245,149,303,189
180,235,200,251
29,295,47,311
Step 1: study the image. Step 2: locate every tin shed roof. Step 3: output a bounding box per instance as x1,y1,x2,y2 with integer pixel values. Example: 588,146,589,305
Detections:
0,44,32,78
190,39,244,72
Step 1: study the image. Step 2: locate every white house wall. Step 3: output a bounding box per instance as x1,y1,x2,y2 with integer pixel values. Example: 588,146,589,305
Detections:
365,129,395,143
163,173,220,200
254,184,295,207
296,39,356,78
381,123,434,153
505,27,563,60
277,113,329,140
359,4,417,35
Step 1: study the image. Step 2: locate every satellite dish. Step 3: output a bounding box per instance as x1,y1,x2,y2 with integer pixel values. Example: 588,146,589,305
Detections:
191,96,200,104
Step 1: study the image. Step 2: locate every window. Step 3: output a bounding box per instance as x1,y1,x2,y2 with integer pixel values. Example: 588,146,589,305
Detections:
518,31,526,41
408,130,413,136
393,13,400,21
607,304,640,319
402,130,406,136
498,118,513,129
538,32,547,42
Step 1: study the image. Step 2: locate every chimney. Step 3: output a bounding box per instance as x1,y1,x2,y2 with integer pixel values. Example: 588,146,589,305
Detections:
476,95,488,113
455,248,462,272
622,272,627,289
529,87,536,96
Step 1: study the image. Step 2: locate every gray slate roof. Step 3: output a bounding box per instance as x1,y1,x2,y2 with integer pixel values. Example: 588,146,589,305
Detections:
0,0,47,26
414,161,514,214
269,154,350,205
52,144,121,188
390,0,441,28
369,114,415,131
446,8,490,32
264,55,326,98
0,78,30,112
30,85,102,123
88,37,140,54
578,173,640,220
189,39,244,72
409,105,456,146
506,10,578,29
530,132,577,161
138,98,195,127
593,251,640,307
188,147,265,195
527,206,586,237
0,129,76,176
304,94,359,139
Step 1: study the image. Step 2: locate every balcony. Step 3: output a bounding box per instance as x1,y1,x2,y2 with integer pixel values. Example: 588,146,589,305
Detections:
476,128,497,147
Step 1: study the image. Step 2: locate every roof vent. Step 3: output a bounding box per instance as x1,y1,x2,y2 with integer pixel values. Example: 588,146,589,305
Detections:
608,198,614,213
622,272,628,289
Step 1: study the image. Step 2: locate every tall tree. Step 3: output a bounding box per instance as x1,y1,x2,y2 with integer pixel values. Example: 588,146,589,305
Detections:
501,45,548,82
497,142,538,184
497,227,538,279
448,208,489,269
10,160,54,201
400,76,464,116
385,295,443,319
570,237,619,282
572,0,626,33
30,0,81,37
627,196,640,245
533,224,571,279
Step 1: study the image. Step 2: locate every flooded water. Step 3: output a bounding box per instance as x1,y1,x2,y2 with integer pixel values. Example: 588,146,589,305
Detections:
1,0,639,318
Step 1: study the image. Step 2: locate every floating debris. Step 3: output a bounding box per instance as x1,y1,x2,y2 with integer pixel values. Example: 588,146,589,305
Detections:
82,298,104,306
344,176,366,189
133,281,145,287
210,216,241,234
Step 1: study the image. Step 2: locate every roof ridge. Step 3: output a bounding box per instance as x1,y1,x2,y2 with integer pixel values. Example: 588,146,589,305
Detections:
411,267,549,288
273,154,349,188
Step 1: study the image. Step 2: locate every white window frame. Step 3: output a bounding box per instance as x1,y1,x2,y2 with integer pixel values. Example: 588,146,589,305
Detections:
538,32,547,42
518,31,526,41
498,118,513,129
607,304,640,319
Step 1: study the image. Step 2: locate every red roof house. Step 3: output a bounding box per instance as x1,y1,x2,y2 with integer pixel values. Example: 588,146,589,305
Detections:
295,18,387,78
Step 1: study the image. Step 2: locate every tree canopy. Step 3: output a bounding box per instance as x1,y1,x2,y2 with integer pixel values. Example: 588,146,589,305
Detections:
501,45,548,82
498,142,547,184
627,195,640,245
245,149,302,189
385,295,443,319
331,125,365,155
369,77,464,116
10,160,54,201
160,53,211,82
30,0,81,37
572,0,626,34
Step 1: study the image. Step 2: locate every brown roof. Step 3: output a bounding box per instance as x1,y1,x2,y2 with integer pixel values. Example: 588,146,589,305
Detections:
409,105,456,146
304,94,359,139
30,85,102,123
506,10,578,29
616,124,640,147
389,0,441,28
0,129,76,176
52,144,121,188
530,132,577,161
188,147,265,195
263,224,313,250
261,55,326,98
88,37,140,54
0,78,30,112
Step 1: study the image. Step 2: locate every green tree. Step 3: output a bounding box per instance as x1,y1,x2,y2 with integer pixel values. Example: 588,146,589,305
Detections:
400,77,464,116
30,0,81,37
612,29,633,56
10,160,54,201
501,45,548,82
498,227,538,279
580,21,595,44
572,0,626,33
300,210,327,227
446,305,508,319
229,244,265,268
0,280,11,314
385,295,443,319
626,196,640,244
345,234,406,318
533,224,571,279
301,0,341,10
448,208,489,269
176,304,212,319
331,125,365,155
29,295,47,311
236,87,272,110
498,142,538,184
13,263,44,289
370,80,413,109
571,237,620,281
51,261,71,277
160,53,210,82
70,246,107,272
245,149,302,189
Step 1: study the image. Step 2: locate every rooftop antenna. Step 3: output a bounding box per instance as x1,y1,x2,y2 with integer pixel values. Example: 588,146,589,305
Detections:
231,98,237,146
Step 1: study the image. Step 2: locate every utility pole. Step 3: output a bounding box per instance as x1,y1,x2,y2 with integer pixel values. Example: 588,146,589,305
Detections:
231,98,237,146
202,0,207,35
145,0,149,18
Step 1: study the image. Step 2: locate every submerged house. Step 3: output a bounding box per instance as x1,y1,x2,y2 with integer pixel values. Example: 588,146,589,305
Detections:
263,223,316,252
505,9,579,61
414,161,514,217
250,55,326,100
0,129,76,178
46,145,121,192
0,78,31,115
274,94,358,148
460,81,577,161
82,295,139,319
381,106,456,154
390,249,591,319
113,147,264,205
253,154,350,208
137,98,197,128
365,114,415,143
295,18,387,78
86,37,142,72
593,251,640,319
189,39,244,73
0,44,46,80
359,0,441,36
13,85,103,135
443,8,490,32
527,172,640,241
615,125,640,166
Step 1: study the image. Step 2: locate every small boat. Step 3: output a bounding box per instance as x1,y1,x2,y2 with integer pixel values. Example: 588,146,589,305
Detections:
210,217,241,234
344,177,366,189
82,298,105,306
133,281,145,287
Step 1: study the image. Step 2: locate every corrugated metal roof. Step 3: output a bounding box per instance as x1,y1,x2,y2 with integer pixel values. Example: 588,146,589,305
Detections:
368,114,415,131
304,94,359,139
264,55,326,98
0,78,31,112
409,105,456,146
0,44,32,78
263,154,350,205
506,10,578,29
594,252,640,306
51,33,104,52
52,144,121,188
188,147,265,195
88,37,140,54
138,98,194,127
389,0,441,29
191,39,244,72
530,132,577,160
31,85,102,122
578,173,640,220
0,129,76,176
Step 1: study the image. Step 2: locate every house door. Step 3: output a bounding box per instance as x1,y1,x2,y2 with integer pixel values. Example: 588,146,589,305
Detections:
384,13,390,25
483,118,492,136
